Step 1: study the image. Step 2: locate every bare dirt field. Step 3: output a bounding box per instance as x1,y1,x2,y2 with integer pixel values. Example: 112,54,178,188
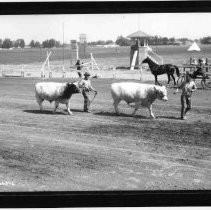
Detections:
0,75,210,192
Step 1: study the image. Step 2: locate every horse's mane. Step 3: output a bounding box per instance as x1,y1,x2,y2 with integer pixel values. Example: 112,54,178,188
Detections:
146,55,158,66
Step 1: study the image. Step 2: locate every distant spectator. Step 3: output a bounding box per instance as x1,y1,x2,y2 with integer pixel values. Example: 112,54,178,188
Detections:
190,57,197,65
192,58,206,79
75,59,83,78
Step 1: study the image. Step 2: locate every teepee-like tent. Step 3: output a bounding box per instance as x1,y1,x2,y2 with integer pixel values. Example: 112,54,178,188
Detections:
187,41,201,65
187,41,201,52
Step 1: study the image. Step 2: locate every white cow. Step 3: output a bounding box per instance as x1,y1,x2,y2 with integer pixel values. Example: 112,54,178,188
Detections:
111,82,168,118
35,82,80,115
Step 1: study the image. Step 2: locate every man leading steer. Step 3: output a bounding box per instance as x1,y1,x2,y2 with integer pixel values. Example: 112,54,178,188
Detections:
79,72,97,113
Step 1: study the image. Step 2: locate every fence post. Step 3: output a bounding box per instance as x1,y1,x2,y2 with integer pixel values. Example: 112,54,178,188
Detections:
62,65,66,78
2,65,4,77
21,65,24,77
140,65,143,81
49,72,52,78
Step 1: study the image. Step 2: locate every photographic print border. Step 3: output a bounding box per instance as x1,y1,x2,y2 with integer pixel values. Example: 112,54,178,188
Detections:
0,1,210,207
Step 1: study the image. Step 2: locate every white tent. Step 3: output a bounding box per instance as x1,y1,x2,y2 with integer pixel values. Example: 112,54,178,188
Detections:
187,41,201,52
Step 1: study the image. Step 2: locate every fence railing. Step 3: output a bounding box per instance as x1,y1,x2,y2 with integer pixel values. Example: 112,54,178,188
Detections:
0,63,147,80
148,50,163,64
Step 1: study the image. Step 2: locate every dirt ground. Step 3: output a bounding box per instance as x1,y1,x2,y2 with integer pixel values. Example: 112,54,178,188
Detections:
0,75,210,191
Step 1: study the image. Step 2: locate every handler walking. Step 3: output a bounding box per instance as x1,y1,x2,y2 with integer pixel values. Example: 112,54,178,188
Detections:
79,72,97,113
174,72,197,120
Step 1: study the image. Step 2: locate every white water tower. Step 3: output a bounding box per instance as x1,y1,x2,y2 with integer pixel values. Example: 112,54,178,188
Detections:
79,34,87,57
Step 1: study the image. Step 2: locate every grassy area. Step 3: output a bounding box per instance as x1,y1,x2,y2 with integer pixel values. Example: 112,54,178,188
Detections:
1,45,211,67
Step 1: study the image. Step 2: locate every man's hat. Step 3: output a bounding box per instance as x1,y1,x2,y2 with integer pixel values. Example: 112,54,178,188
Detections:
84,72,91,77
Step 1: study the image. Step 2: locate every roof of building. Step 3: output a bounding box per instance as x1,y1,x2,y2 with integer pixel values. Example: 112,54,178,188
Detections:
127,30,151,38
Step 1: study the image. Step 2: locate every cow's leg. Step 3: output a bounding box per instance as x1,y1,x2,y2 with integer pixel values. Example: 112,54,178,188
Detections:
113,98,121,115
53,101,59,114
132,102,140,117
148,104,155,118
66,100,73,115
35,94,44,111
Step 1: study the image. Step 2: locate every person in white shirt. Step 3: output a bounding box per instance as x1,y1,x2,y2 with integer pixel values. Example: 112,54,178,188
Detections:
79,72,97,113
174,72,197,120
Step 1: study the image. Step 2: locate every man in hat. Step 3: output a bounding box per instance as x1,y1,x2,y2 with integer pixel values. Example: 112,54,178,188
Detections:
174,72,197,120
79,72,97,113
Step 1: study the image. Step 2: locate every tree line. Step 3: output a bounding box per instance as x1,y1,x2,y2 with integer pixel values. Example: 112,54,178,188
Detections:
115,35,211,46
0,38,62,49
87,40,114,46
0,38,26,49
115,35,192,46
1,36,211,49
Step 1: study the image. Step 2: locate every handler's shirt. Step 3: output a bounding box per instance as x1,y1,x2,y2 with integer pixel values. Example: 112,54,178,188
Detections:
181,81,197,96
79,79,95,91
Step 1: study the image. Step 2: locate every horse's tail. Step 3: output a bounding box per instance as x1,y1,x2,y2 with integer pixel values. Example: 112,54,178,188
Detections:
175,66,180,77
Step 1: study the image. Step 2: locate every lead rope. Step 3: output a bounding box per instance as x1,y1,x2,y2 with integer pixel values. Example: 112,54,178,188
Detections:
90,91,97,104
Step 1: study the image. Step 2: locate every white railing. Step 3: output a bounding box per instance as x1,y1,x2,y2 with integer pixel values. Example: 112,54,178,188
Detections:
148,48,163,64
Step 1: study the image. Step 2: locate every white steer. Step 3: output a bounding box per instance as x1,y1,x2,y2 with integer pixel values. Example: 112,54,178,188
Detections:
35,82,80,115
111,82,168,118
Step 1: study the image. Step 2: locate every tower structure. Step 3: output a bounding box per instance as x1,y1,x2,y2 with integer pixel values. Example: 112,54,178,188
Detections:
70,39,78,64
127,30,151,70
79,33,87,57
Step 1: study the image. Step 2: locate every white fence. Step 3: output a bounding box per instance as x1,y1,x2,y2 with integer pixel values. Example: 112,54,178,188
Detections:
0,64,76,78
0,63,117,78
0,63,148,80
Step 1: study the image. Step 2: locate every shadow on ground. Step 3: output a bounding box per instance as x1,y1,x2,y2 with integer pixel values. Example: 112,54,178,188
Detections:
23,108,84,115
23,110,65,115
157,115,181,120
94,111,149,119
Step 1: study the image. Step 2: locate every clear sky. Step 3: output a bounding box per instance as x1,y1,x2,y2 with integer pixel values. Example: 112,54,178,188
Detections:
1,13,211,44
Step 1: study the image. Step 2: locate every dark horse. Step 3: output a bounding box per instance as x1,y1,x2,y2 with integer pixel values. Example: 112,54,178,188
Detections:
142,56,180,86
